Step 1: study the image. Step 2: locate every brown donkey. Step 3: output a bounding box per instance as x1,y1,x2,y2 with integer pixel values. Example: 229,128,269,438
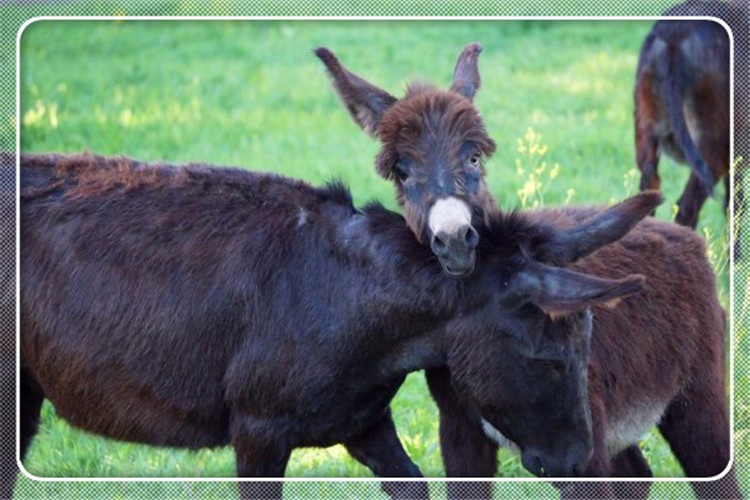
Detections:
316,43,498,278
634,0,748,235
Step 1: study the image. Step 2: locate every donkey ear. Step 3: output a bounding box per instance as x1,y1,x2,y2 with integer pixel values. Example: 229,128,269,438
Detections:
315,47,398,138
449,43,483,100
535,190,663,266
514,261,645,316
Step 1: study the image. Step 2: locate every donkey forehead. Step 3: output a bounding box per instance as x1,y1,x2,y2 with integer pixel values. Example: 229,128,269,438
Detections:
482,297,592,360
532,309,593,357
380,88,493,155
469,301,592,353
450,312,589,395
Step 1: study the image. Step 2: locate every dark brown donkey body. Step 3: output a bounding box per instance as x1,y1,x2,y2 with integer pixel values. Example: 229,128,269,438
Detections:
634,0,748,232
16,152,653,499
317,45,739,499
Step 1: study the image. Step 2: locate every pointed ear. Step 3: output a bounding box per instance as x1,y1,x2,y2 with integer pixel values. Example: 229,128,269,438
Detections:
514,261,645,316
315,47,398,138
449,43,482,100
535,190,663,265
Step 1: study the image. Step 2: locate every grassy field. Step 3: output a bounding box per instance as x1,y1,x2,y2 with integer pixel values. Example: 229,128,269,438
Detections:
15,18,738,499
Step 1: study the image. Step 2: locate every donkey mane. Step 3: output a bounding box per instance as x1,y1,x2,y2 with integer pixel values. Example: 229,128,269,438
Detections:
22,152,651,283
21,153,357,215
479,209,554,258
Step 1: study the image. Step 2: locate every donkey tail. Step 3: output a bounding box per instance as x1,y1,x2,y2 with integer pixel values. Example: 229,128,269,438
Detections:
663,44,715,196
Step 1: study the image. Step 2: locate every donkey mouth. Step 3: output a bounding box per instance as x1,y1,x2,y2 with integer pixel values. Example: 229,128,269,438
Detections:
441,259,476,279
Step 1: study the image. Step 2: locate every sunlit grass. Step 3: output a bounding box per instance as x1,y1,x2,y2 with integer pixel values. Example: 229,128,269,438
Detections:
514,128,565,208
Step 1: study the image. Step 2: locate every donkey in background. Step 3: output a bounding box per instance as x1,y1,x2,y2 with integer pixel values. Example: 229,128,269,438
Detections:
16,152,656,499
317,44,739,499
634,0,748,242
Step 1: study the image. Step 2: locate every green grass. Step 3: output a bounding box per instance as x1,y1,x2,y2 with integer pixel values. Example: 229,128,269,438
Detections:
15,18,737,499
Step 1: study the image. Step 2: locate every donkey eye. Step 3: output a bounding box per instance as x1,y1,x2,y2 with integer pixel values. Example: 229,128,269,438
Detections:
539,359,561,369
537,359,565,379
468,153,481,168
393,162,409,182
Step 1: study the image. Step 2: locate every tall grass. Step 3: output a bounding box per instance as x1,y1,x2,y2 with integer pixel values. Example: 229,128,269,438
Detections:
15,18,738,499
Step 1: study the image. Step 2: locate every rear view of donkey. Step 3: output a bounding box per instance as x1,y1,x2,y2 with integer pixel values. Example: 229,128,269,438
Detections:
634,2,737,229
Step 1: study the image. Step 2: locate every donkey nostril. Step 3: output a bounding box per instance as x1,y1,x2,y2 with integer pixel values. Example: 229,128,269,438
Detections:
534,457,547,477
522,450,547,477
464,226,479,249
431,234,448,256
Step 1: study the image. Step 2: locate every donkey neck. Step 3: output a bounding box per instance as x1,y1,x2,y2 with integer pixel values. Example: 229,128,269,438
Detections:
332,205,496,380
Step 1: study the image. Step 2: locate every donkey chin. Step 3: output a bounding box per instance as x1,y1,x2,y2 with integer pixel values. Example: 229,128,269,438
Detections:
437,252,476,278
520,445,593,478
482,419,593,478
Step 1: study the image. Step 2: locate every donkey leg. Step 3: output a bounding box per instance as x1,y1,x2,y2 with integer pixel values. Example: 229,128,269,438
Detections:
562,453,651,500
20,368,45,463
558,394,614,500
635,74,662,210
658,379,740,498
675,173,710,229
5,369,46,500
231,415,292,500
609,445,652,500
724,172,731,216
425,367,497,500
699,123,730,216
0,368,36,500
344,408,427,500
237,479,285,500
637,135,662,194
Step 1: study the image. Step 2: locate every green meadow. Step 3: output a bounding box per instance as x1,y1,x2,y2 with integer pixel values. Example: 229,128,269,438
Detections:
15,18,740,499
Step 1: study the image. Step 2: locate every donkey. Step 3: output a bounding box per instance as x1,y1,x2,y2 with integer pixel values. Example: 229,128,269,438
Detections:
316,43,497,278
634,0,748,231
317,45,738,499
426,206,740,500
16,152,656,499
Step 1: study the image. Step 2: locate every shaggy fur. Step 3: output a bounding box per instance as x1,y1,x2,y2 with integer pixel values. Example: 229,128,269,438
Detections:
17,153,653,499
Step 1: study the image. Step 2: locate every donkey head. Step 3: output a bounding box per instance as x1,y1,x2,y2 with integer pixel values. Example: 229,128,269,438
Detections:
448,191,661,477
316,44,497,278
